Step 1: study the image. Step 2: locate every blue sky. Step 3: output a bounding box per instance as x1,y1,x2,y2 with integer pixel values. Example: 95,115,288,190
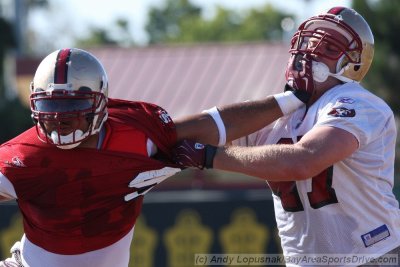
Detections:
29,0,352,48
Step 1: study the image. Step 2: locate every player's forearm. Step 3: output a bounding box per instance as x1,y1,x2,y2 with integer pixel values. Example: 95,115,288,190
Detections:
219,96,283,142
212,125,359,181
174,96,283,146
213,144,312,181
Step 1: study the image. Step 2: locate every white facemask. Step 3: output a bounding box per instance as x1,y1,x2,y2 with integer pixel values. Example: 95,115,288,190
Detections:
312,61,357,83
50,130,88,149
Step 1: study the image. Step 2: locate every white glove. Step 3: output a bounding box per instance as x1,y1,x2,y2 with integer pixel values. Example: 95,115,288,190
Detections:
124,167,180,201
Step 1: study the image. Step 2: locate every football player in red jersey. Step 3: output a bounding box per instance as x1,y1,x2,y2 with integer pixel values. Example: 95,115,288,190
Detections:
0,48,307,267
173,7,400,267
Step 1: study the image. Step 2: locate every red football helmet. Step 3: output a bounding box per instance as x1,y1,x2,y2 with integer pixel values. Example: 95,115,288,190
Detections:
286,7,374,94
30,48,108,149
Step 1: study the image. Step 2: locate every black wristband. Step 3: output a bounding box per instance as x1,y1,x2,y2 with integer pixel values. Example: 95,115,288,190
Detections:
293,90,311,104
204,145,217,169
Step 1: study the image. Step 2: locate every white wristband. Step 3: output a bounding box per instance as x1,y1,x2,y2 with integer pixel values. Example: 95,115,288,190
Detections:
273,91,304,115
202,106,226,146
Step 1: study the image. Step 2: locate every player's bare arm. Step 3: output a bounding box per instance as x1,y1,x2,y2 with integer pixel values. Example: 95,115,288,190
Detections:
173,125,359,181
174,95,284,146
213,126,358,180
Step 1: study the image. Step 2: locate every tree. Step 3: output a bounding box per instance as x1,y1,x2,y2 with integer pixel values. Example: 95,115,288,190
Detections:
0,98,32,143
145,0,292,44
76,27,119,48
352,0,400,109
0,18,16,104
76,18,134,48
146,0,202,44
0,10,33,143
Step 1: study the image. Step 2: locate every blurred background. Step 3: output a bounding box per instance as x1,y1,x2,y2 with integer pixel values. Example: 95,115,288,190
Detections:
0,0,399,266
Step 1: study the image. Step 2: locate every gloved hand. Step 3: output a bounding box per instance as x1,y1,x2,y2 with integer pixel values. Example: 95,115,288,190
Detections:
172,139,217,169
285,53,314,104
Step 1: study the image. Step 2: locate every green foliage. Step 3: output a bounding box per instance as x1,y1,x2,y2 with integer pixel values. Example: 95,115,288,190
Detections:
0,99,32,144
146,0,292,44
146,0,202,44
0,18,17,104
0,19,16,51
76,27,119,48
76,18,134,48
74,0,292,46
352,0,400,108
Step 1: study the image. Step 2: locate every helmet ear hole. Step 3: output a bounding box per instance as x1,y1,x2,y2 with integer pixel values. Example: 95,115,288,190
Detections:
354,65,360,71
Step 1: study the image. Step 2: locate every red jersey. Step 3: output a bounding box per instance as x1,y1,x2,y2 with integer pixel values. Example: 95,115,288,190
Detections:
0,99,178,254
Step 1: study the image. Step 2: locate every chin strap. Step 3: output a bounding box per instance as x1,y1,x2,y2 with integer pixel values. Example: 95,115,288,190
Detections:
332,71,359,83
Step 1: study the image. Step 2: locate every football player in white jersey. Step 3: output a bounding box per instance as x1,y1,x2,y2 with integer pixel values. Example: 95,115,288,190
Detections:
173,7,400,267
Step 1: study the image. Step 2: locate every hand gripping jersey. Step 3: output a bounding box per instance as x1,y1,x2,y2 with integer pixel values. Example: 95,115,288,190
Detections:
234,83,400,266
0,98,179,255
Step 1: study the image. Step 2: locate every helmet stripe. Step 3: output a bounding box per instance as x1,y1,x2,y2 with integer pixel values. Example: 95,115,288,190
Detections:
327,6,346,15
54,48,72,84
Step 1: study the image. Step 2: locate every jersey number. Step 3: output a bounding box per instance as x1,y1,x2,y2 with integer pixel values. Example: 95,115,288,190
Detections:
268,138,338,212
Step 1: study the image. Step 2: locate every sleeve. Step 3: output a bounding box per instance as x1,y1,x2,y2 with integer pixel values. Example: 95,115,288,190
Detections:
140,103,177,154
107,99,177,156
315,94,392,147
0,171,17,199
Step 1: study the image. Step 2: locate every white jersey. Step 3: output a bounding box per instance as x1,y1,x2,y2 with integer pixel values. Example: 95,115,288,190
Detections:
234,83,400,266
